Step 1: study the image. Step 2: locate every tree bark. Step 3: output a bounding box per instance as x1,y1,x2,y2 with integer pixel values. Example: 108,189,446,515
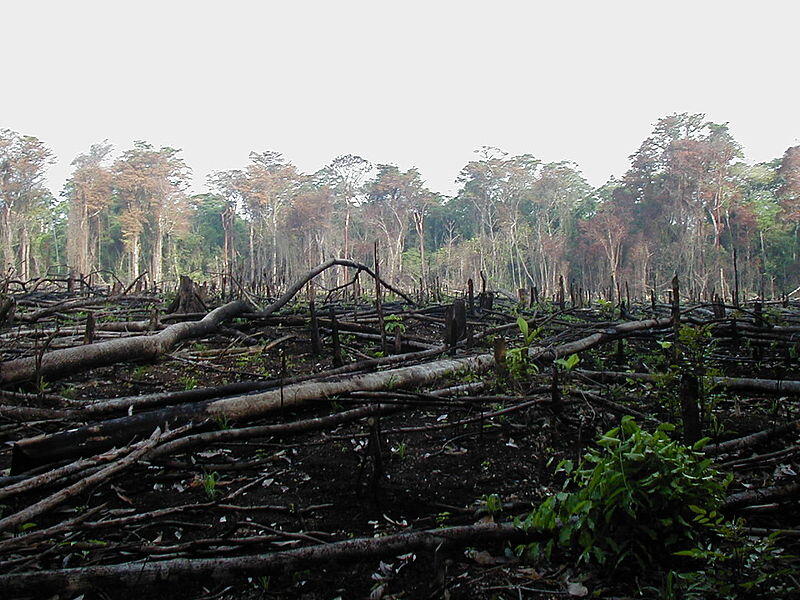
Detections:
0,300,251,385
0,522,528,595
10,353,494,473
10,315,673,473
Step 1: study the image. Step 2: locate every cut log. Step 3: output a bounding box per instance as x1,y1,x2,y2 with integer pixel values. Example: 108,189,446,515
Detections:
0,427,164,532
0,522,528,595
11,316,675,473
0,300,251,385
10,353,495,473
724,482,800,510
1,260,405,386
17,294,158,324
704,420,800,456
576,369,800,395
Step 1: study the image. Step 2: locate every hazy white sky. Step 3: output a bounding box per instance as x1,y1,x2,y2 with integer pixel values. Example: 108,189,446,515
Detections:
2,0,799,196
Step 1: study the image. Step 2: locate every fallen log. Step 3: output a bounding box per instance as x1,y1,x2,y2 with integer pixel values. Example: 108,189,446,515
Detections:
0,300,251,385
724,481,800,510
77,346,450,418
0,522,528,595
0,427,164,532
0,443,139,500
0,259,412,386
11,316,674,473
11,353,495,473
17,294,158,324
248,258,415,313
527,317,672,361
704,420,800,456
576,370,800,395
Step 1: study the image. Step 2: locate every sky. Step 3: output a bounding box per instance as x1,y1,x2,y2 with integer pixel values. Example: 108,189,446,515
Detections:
2,0,799,197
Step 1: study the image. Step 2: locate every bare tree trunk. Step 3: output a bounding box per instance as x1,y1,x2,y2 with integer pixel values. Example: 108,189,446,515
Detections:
0,522,527,595
151,218,163,284
130,237,140,280
1,205,14,273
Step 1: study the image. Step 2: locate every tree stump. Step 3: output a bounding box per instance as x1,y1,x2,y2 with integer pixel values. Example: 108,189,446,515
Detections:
0,295,15,327
444,299,467,355
167,276,208,314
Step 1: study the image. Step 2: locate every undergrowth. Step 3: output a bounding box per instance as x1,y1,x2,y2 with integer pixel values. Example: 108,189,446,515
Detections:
516,417,798,598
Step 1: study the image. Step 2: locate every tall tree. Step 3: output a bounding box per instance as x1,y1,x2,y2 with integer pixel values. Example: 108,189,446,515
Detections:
0,129,54,279
366,165,430,282
113,142,190,282
318,154,372,262
240,151,300,285
65,142,114,277
207,169,246,278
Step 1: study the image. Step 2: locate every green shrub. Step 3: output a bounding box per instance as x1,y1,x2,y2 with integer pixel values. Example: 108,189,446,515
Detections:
517,417,731,569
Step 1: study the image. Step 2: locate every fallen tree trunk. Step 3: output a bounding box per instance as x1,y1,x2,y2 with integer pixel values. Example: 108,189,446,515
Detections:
75,346,449,418
724,482,800,510
528,317,672,361
11,353,495,473
0,300,251,385
576,370,800,395
0,259,412,386
704,420,800,456
17,294,158,324
0,522,527,595
0,427,164,532
11,316,674,473
249,258,415,314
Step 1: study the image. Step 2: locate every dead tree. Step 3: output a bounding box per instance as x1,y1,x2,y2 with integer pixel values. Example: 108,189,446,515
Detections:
444,299,467,354
166,275,208,314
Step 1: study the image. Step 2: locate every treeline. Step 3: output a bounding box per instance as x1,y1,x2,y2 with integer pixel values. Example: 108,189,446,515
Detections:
1,113,798,298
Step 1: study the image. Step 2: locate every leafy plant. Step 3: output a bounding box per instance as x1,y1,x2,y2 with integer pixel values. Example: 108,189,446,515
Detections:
435,511,451,526
554,353,580,371
132,365,150,379
178,375,198,390
481,493,503,514
391,442,407,459
504,317,543,381
596,298,617,319
384,314,406,334
517,417,731,569
668,518,798,599
59,385,77,399
202,471,221,499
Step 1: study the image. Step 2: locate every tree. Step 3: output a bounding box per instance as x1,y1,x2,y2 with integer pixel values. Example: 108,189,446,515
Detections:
0,129,54,279
65,142,114,277
365,165,430,282
615,114,745,296
113,142,190,283
318,154,372,262
239,151,301,285
207,169,246,278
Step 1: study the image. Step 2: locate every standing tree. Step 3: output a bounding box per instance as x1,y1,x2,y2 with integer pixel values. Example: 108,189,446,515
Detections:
113,142,190,283
319,154,372,263
365,165,429,282
0,129,54,279
65,142,114,277
208,169,246,279
240,151,301,286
